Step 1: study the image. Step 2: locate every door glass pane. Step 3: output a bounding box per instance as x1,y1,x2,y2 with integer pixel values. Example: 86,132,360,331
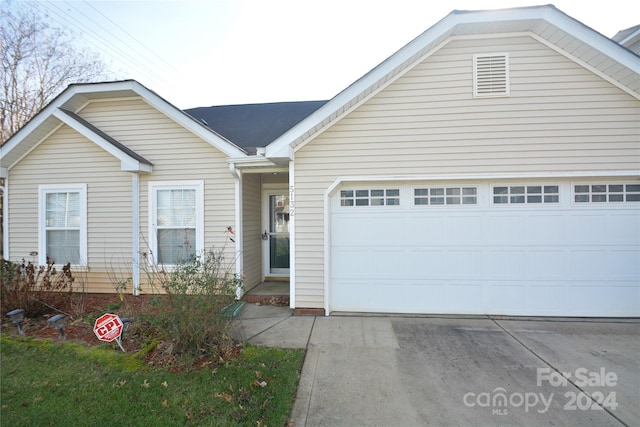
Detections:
269,194,290,272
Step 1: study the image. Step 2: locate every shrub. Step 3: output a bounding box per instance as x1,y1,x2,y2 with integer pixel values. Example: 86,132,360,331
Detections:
0,258,75,317
146,247,243,359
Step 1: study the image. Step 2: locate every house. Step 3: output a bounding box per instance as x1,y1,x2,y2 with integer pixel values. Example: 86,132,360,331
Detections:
1,5,639,317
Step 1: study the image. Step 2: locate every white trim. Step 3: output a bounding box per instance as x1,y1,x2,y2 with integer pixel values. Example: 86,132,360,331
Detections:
147,180,204,265
288,160,296,308
51,109,152,173
38,184,87,267
265,6,640,158
230,164,244,297
131,173,140,295
2,176,8,260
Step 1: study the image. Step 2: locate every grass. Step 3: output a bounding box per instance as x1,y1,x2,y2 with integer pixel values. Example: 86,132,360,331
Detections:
0,335,305,426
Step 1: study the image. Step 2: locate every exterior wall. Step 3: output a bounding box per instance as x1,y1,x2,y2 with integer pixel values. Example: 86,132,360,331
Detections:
242,173,262,290
7,125,131,293
7,97,238,294
293,35,640,308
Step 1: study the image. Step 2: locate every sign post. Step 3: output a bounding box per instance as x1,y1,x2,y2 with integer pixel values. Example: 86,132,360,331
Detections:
93,313,126,352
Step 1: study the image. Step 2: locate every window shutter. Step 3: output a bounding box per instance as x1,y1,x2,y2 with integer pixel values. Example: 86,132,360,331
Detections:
474,54,509,97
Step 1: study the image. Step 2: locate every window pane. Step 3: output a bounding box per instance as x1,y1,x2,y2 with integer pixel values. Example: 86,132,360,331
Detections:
371,189,384,197
609,194,624,202
609,185,623,193
386,189,400,197
430,188,444,196
415,198,429,205
431,197,444,205
494,196,508,204
46,230,80,264
158,228,196,264
510,186,525,194
544,195,559,203
627,194,640,202
493,187,508,195
415,189,428,196
341,199,354,207
527,186,542,194
355,199,369,206
340,190,353,198
46,192,80,227
463,187,477,195
527,195,542,203
371,198,384,206
462,196,477,205
574,185,589,193
544,186,559,194
157,189,196,227
626,184,640,192
510,196,525,203
592,185,606,193
387,198,400,206
446,188,460,196
355,190,369,197
592,194,606,202
575,194,589,203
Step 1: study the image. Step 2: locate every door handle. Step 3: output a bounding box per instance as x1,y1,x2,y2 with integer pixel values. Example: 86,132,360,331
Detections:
262,230,269,240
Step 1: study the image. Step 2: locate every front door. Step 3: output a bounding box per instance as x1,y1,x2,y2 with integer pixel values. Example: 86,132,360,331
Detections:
263,190,290,277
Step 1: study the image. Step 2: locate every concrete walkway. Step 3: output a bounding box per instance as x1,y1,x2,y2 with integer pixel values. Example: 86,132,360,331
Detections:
232,304,640,427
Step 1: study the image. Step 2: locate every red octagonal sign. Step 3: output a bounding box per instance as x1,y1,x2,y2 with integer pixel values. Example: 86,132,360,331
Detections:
93,313,123,342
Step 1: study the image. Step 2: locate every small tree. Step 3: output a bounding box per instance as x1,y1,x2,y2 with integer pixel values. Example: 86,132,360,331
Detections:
0,1,109,143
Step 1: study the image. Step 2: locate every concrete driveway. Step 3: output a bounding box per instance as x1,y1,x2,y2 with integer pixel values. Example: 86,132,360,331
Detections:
233,305,639,426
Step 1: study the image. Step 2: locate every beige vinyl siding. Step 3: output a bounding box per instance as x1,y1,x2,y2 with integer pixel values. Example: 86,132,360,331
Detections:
8,125,131,293
242,174,262,290
79,98,237,293
8,97,238,293
293,35,640,308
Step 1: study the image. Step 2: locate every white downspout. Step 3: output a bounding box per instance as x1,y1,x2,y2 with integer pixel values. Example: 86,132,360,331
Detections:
132,172,140,295
288,157,296,309
1,169,7,260
229,163,244,299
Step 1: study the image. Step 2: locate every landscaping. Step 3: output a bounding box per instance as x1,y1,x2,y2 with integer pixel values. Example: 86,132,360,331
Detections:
0,253,306,426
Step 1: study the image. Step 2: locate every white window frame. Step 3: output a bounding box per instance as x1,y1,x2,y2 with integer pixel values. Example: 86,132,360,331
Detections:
572,182,640,204
148,181,204,265
412,185,478,207
38,184,87,266
473,53,510,98
339,187,401,208
491,184,560,206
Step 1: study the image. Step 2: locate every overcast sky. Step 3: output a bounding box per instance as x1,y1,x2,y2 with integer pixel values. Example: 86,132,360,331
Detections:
30,0,640,108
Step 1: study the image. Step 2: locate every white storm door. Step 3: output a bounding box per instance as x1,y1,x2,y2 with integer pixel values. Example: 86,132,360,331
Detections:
262,188,290,277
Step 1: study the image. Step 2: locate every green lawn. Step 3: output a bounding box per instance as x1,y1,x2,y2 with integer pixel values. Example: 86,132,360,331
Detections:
0,336,305,426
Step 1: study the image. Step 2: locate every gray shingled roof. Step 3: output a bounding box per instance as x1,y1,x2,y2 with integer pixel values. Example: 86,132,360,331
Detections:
184,101,327,154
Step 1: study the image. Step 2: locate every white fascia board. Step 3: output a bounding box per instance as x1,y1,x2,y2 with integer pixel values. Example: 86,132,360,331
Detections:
265,6,639,159
52,108,151,173
129,83,248,159
0,167,7,178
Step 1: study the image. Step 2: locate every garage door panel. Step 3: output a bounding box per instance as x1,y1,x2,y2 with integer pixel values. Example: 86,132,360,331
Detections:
330,183,640,316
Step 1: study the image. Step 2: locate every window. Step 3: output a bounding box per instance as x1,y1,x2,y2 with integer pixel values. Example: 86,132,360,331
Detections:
493,185,559,205
149,181,204,264
39,184,87,266
473,53,509,97
340,189,400,207
414,187,477,206
574,183,640,203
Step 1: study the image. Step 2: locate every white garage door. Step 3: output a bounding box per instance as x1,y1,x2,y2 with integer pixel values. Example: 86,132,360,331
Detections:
330,181,640,316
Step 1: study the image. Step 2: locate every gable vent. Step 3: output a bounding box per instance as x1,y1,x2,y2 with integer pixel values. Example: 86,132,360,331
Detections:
473,53,509,97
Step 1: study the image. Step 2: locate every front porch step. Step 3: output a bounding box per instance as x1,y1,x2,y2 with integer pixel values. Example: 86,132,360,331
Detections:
243,281,290,307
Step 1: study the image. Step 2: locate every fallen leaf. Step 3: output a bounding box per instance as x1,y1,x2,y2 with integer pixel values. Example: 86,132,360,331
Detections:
162,399,169,407
215,392,234,403
141,380,150,388
161,381,168,388
255,370,263,379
